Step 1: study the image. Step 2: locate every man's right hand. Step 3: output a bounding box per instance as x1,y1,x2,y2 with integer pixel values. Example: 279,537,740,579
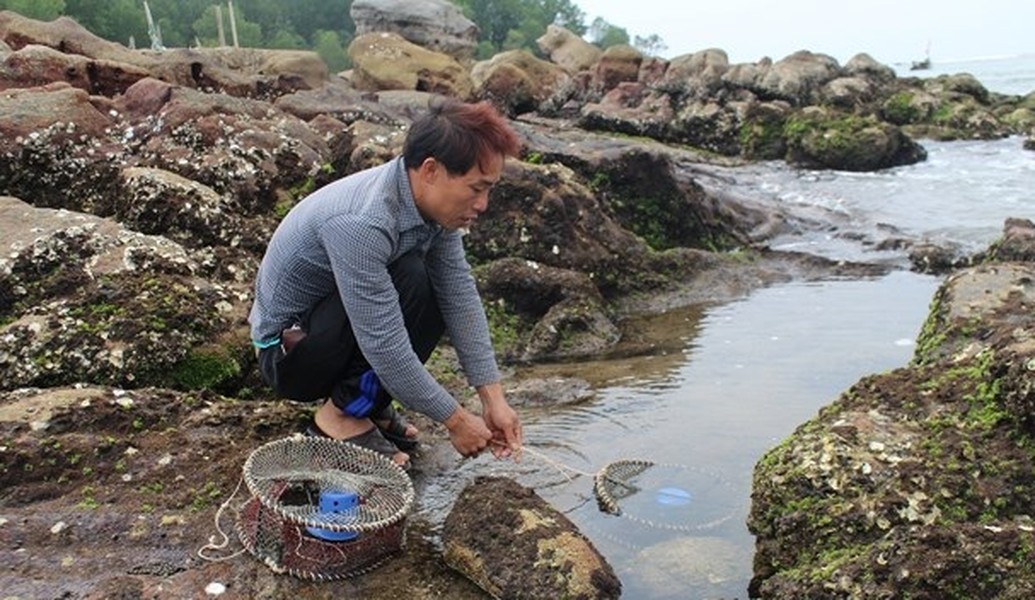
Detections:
443,406,492,457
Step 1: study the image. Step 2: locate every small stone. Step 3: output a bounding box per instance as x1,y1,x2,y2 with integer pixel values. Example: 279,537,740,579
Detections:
51,521,68,534
205,582,226,595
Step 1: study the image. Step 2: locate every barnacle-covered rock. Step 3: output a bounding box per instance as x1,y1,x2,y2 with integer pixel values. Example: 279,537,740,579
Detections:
443,476,620,600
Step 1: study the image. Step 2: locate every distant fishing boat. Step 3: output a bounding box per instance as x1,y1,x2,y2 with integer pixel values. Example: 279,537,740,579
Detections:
910,41,932,71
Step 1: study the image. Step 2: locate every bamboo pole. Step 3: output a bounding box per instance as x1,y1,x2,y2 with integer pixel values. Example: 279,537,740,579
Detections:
216,5,226,47
227,1,239,48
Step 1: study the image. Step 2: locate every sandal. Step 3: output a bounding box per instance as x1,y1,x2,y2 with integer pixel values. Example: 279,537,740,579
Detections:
306,419,411,470
374,404,419,452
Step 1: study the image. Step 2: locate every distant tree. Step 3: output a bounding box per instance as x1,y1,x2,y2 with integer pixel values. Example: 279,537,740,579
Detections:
61,0,145,46
634,33,667,57
313,28,349,72
268,27,306,50
502,29,527,52
456,0,586,55
474,40,496,60
278,0,353,44
192,4,261,48
147,0,212,48
539,0,585,35
0,0,66,21
587,16,628,49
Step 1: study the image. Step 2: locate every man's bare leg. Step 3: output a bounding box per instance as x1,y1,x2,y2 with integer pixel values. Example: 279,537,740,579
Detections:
313,400,410,467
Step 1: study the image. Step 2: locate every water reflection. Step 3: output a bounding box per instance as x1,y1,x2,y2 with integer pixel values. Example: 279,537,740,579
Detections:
421,271,941,599
516,303,708,390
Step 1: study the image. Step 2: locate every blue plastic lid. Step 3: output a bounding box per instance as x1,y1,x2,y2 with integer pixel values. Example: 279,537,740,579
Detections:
306,489,361,542
655,486,693,507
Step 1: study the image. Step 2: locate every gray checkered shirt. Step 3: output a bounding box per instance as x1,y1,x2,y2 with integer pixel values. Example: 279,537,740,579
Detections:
248,157,499,422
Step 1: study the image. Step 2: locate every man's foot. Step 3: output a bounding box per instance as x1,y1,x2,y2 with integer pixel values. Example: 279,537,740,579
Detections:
312,400,410,469
373,405,419,451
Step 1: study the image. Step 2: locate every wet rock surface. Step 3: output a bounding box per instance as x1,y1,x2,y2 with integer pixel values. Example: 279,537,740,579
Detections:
443,476,621,599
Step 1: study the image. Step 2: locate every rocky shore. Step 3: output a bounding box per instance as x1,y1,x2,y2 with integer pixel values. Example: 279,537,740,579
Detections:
2,2,1034,598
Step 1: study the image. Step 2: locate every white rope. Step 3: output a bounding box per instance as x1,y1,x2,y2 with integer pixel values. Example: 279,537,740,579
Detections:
196,474,247,562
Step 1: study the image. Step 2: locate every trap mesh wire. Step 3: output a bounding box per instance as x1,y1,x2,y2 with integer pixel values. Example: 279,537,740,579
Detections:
593,459,736,532
235,435,414,580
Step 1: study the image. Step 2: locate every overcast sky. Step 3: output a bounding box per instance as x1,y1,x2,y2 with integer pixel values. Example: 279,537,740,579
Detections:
577,0,1035,66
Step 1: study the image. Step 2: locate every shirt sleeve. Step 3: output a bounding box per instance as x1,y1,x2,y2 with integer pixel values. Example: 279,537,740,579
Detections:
425,229,501,387
320,215,460,423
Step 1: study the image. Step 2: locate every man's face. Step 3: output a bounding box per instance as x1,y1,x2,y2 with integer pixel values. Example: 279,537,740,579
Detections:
417,153,504,230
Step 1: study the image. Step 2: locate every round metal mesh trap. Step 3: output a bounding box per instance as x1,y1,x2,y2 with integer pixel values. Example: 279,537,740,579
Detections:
594,459,736,532
235,435,414,580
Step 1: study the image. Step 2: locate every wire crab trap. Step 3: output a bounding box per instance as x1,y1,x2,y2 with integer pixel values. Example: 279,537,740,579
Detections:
515,446,737,534
234,435,415,580
592,459,737,533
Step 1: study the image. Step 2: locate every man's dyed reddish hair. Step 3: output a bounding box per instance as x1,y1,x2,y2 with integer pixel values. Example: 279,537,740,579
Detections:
403,96,521,175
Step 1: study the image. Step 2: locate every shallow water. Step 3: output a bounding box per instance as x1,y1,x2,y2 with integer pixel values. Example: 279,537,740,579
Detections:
419,271,939,598
419,137,1033,597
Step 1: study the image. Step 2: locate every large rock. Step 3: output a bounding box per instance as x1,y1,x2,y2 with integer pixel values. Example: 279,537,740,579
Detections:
0,82,113,146
671,98,746,155
843,52,897,84
783,107,928,171
0,11,142,65
347,31,473,99
591,44,642,93
476,258,620,362
468,159,653,288
471,49,573,116
660,48,729,97
0,83,124,211
0,196,250,392
749,224,1035,597
0,43,149,95
442,476,621,600
757,50,842,105
189,47,329,91
536,24,601,73
351,0,478,61
0,12,325,99
579,82,675,141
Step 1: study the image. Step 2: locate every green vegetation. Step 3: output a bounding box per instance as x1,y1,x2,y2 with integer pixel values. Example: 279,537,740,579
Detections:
783,113,886,160
79,485,100,509
882,91,922,125
739,117,786,160
188,481,223,512
482,297,524,357
171,347,242,391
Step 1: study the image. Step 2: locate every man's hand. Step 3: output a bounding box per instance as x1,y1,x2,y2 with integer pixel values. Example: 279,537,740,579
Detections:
477,382,522,461
443,406,493,457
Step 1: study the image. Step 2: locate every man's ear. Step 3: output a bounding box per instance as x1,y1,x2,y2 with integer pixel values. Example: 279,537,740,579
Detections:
418,157,440,183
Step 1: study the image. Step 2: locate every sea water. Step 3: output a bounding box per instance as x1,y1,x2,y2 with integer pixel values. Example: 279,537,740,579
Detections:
892,53,1035,96
419,63,1035,599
